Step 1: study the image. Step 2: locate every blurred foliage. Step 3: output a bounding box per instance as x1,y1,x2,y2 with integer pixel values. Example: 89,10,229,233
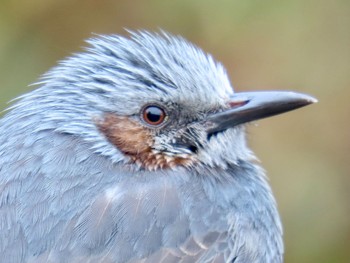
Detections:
0,0,349,262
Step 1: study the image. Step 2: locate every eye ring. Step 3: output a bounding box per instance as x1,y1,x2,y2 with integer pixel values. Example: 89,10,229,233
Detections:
141,104,167,127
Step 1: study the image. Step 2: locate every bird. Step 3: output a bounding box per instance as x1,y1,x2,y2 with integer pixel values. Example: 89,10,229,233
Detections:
0,31,316,263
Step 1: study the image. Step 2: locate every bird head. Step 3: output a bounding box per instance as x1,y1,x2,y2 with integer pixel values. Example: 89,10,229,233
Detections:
19,31,316,171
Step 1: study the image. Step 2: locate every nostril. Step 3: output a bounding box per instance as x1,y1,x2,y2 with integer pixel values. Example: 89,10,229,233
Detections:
188,145,198,154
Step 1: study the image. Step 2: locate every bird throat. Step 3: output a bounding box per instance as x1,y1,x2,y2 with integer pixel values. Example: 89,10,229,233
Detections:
96,114,194,170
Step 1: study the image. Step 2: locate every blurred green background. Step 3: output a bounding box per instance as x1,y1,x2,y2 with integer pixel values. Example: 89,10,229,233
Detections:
0,0,349,262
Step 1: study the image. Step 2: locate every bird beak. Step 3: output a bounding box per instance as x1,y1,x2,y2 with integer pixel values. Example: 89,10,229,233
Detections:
206,91,317,136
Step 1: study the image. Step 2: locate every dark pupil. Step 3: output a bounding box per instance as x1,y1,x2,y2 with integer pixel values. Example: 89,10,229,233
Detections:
146,107,162,123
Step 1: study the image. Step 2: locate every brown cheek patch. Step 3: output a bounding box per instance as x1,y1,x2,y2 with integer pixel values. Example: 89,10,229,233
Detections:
97,114,153,156
96,114,195,170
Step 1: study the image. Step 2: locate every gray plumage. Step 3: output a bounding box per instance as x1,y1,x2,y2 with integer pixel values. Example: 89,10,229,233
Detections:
0,31,314,263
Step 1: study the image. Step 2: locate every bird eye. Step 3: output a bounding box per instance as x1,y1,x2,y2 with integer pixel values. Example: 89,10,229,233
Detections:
142,105,167,126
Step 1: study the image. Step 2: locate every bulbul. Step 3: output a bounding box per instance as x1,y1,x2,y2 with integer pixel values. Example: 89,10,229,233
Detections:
0,31,316,263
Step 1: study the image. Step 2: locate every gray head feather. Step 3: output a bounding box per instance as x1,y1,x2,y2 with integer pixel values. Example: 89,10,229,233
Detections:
4,31,252,168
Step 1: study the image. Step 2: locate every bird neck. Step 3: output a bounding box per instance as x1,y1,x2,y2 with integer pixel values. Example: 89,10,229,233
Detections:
211,161,284,263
